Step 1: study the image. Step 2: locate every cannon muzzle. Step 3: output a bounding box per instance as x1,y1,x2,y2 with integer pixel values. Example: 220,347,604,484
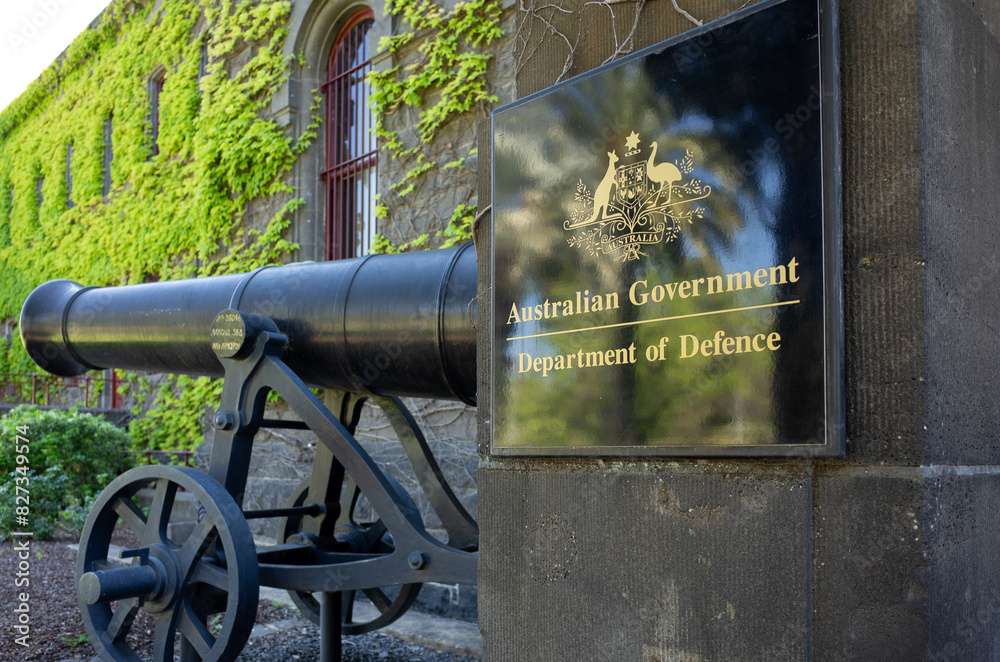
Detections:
20,243,477,404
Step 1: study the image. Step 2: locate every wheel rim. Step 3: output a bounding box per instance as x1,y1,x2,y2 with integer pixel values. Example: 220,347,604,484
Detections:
77,465,258,662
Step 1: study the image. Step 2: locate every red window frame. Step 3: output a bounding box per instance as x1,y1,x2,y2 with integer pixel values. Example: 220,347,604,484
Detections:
322,9,377,261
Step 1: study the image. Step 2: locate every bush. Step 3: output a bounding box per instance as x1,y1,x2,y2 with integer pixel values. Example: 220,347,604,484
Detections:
0,406,135,539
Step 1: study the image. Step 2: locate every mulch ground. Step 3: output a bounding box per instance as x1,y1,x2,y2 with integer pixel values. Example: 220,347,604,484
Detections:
0,532,295,661
0,533,476,662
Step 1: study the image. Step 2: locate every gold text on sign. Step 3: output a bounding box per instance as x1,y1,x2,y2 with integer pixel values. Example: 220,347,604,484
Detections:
505,257,800,329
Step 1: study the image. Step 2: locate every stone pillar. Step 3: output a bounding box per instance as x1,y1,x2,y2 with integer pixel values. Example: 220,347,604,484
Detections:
476,1,1000,660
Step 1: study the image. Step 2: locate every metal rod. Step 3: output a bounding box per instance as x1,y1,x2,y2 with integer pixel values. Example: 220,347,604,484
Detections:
259,418,310,430
78,566,159,605
242,504,324,520
320,591,342,662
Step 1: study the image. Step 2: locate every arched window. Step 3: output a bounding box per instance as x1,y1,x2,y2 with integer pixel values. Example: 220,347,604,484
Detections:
323,9,377,260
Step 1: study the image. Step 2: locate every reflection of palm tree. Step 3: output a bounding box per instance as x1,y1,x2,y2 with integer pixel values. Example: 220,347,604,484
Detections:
647,142,682,204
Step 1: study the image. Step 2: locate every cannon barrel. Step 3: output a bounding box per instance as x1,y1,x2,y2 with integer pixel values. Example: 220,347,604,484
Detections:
20,243,477,404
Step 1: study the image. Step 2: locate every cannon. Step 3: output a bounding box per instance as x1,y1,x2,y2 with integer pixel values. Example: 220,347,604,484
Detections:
20,243,479,662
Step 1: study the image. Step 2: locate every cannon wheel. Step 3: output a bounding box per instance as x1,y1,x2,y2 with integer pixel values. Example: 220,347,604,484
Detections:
76,465,259,662
276,477,422,634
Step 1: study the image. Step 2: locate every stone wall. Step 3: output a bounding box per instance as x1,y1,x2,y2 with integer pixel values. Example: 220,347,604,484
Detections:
375,5,518,247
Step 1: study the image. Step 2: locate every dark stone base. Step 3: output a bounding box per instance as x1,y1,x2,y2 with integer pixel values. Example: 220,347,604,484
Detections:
479,464,1000,661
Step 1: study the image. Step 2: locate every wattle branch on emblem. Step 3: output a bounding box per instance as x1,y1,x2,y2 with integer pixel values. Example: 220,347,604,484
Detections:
666,204,708,227
567,227,603,256
677,149,695,175
563,180,595,230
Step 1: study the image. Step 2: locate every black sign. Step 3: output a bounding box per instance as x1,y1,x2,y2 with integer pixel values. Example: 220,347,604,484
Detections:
491,0,843,456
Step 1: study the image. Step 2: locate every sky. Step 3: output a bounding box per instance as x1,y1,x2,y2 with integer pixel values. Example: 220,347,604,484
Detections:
0,0,112,112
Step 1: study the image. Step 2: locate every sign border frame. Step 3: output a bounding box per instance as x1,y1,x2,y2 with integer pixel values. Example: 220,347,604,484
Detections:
489,0,845,458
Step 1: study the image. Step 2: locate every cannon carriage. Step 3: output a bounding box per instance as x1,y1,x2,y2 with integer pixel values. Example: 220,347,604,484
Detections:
20,243,479,662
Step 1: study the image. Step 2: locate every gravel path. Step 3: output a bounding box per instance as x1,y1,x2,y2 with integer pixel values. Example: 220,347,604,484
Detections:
0,535,478,662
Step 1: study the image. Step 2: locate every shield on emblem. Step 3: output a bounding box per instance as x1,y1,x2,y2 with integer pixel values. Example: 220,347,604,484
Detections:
616,162,648,203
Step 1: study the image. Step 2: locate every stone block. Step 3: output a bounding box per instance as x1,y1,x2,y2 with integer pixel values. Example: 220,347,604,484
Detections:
480,462,812,661
925,472,1000,661
920,0,1000,466
811,470,928,661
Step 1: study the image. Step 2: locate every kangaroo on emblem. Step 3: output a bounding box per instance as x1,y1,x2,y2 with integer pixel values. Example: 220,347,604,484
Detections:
586,151,619,224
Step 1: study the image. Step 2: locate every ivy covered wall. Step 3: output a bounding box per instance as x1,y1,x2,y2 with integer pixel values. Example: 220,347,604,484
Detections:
0,0,513,457
0,0,307,375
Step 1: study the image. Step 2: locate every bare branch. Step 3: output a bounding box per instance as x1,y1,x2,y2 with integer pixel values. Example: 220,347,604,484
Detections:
532,12,577,82
670,0,703,26
595,0,647,65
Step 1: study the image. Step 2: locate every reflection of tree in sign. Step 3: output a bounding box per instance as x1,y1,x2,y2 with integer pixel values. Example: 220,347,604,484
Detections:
564,139,711,262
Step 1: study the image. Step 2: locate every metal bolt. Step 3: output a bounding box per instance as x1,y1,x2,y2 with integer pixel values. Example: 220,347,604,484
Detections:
213,411,236,430
407,551,426,570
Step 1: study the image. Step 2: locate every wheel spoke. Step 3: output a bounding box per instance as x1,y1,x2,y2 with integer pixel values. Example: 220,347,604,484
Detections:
178,599,216,658
109,636,145,662
190,558,230,590
105,597,140,645
144,479,178,545
113,496,147,539
176,516,219,572
151,611,179,662
362,586,392,612
280,476,422,634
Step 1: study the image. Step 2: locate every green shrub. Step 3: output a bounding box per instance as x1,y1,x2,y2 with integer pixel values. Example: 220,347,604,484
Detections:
0,406,134,539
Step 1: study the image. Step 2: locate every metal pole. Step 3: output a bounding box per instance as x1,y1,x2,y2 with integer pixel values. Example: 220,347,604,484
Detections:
179,635,201,662
319,591,342,662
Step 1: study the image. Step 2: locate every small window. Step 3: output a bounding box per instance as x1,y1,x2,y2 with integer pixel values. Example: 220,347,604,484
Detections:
1,317,15,344
199,42,209,79
0,185,11,246
150,73,165,156
103,115,113,198
65,143,74,208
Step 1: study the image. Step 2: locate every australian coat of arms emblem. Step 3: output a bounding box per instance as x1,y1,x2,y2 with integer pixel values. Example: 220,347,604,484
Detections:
564,131,711,261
